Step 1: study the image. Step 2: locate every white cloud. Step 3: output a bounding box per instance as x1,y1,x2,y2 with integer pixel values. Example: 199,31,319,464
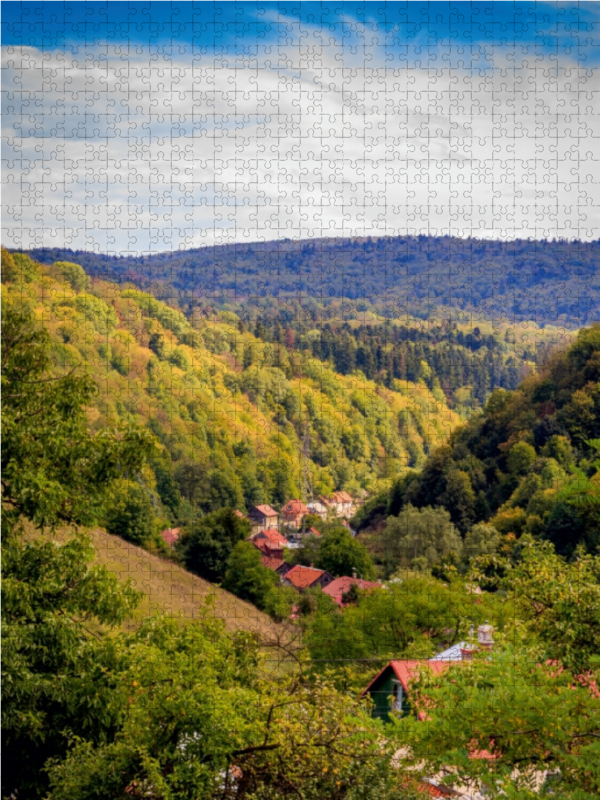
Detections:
2,33,599,254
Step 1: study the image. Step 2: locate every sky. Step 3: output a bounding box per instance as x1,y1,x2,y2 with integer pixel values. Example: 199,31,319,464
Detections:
2,1,600,254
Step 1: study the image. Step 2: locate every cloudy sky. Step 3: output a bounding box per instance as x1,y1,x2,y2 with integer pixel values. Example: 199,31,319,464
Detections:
2,1,600,254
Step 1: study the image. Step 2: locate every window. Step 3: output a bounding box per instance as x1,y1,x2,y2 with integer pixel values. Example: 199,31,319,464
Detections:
391,681,403,712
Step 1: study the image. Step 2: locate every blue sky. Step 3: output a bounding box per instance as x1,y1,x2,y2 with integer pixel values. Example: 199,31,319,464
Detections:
2,2,600,253
3,2,599,54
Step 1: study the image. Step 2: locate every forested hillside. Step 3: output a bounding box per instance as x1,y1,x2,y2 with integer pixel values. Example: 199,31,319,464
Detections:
27,234,600,324
1,250,461,524
357,324,600,565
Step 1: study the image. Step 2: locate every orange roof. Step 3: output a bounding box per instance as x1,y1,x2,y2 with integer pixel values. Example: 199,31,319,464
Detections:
254,540,281,556
160,528,180,547
319,495,335,507
308,527,321,537
284,565,326,589
419,782,459,797
334,490,353,503
323,576,380,604
253,528,287,547
281,500,309,516
261,555,285,571
250,505,278,518
362,659,449,697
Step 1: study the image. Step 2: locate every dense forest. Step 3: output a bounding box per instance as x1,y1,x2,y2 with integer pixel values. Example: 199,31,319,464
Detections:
0,250,461,534
355,324,600,568
248,316,531,408
25,234,600,325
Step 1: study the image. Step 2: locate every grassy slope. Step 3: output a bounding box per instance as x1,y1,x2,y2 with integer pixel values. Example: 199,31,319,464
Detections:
70,526,288,639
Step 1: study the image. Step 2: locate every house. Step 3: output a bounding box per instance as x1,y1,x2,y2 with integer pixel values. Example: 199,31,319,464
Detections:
249,528,287,558
341,518,356,536
160,527,180,548
248,504,279,533
282,565,334,592
430,625,494,662
234,509,247,520
319,491,355,517
287,525,321,546
280,499,309,529
362,659,450,722
363,626,495,722
322,575,381,606
260,554,293,578
307,500,327,521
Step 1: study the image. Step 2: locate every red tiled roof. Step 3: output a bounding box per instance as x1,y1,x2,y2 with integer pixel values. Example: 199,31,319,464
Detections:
250,505,278,518
322,576,380,604
253,528,287,547
362,659,449,698
160,528,180,547
309,527,321,537
254,541,282,556
334,490,353,503
281,500,309,516
261,555,285,571
419,782,459,797
284,564,326,589
319,495,335,507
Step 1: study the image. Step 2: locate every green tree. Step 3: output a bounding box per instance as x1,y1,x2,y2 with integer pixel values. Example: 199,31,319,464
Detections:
1,300,152,530
104,479,157,546
179,508,251,583
399,544,600,799
315,526,377,579
223,541,277,608
1,249,41,283
507,441,537,477
438,469,476,533
174,459,209,506
263,584,298,622
305,577,481,666
397,643,600,800
2,534,140,798
383,505,462,575
1,301,151,799
462,522,501,565
499,541,600,673
44,617,421,800
52,260,91,292
153,457,182,516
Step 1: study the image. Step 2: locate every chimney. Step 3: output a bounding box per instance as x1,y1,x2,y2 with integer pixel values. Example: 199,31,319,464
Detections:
460,644,477,661
477,624,494,651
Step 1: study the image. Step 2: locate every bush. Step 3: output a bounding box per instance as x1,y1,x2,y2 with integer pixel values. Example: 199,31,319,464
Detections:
178,508,251,583
222,542,277,608
104,480,157,545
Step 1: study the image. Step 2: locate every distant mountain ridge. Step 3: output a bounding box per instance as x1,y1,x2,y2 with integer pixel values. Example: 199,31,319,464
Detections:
25,235,600,326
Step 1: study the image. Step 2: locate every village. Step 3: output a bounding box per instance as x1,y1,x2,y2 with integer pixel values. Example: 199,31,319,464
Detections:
159,498,560,800
160,491,372,604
